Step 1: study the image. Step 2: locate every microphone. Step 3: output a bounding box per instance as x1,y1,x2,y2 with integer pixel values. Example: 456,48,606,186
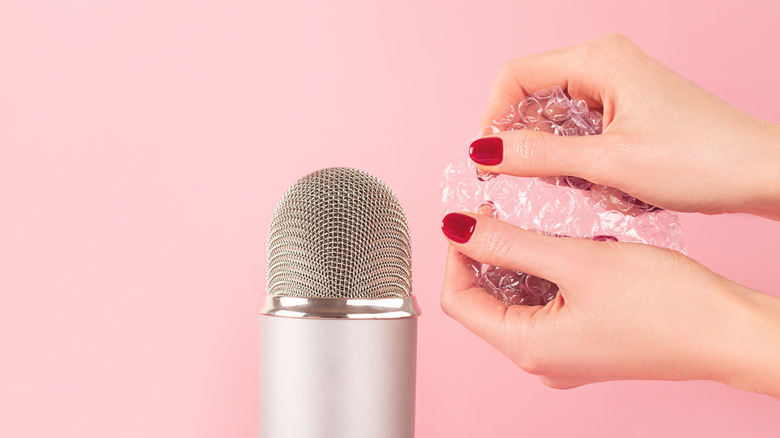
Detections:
260,167,419,438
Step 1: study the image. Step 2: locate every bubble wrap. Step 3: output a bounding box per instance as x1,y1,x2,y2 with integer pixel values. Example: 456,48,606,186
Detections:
441,86,685,307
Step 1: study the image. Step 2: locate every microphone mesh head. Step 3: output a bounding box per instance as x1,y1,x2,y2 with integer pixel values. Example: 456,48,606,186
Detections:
267,167,412,298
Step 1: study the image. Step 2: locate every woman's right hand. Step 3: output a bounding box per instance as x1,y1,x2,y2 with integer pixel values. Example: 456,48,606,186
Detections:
470,34,780,219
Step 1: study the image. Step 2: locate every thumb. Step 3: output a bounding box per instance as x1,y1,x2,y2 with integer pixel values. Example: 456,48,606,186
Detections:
468,129,613,182
440,212,600,287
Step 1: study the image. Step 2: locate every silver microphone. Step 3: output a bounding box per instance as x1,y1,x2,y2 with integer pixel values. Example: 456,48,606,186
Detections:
260,167,419,438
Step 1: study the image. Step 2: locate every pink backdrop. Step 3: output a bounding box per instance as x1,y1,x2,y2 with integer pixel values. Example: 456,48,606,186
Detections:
2,0,779,436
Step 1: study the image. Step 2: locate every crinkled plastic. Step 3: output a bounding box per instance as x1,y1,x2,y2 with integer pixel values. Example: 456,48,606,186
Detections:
441,86,685,307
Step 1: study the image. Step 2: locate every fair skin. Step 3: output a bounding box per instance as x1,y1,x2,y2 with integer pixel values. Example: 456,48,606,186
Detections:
440,34,780,398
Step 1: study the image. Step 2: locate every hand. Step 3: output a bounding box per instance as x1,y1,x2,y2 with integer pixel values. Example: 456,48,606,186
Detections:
440,212,780,397
471,34,780,220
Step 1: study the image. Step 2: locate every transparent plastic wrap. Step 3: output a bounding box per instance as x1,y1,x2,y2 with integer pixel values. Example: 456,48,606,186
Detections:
441,86,685,307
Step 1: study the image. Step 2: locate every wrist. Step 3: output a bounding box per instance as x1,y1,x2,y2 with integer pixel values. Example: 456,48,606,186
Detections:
717,283,780,398
744,121,780,220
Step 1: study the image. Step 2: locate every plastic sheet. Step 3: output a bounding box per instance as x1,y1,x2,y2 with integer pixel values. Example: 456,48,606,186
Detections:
441,86,685,306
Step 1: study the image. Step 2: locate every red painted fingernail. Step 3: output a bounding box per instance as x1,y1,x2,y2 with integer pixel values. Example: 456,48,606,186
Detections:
469,137,503,165
441,213,477,244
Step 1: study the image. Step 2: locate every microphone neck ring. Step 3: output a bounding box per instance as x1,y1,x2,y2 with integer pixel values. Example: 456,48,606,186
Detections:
259,295,420,320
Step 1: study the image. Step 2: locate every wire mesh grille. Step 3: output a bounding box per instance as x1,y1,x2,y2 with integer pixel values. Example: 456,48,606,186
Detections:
267,167,412,298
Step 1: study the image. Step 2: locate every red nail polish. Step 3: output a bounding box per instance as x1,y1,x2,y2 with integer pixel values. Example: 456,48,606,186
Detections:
469,137,503,166
441,213,477,244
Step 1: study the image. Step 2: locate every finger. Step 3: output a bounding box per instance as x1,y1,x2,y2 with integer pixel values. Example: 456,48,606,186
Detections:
479,44,606,129
440,246,538,352
440,246,506,345
440,212,598,285
468,129,614,183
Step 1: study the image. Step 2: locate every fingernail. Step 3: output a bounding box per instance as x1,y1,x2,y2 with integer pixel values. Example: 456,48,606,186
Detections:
469,137,503,166
441,213,477,244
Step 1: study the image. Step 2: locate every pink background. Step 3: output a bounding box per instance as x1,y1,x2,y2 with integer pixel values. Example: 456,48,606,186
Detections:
2,0,779,436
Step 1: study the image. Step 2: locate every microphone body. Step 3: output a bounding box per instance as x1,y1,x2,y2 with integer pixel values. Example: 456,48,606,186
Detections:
260,314,417,438
260,168,418,438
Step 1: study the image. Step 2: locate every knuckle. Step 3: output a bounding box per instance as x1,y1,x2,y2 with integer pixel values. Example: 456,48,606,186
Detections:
516,351,547,376
593,133,642,184
497,58,519,77
538,376,575,390
439,289,455,318
602,32,632,46
515,129,547,154
510,318,550,376
495,59,524,90
579,33,637,65
590,33,634,51
511,129,550,171
480,225,523,261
